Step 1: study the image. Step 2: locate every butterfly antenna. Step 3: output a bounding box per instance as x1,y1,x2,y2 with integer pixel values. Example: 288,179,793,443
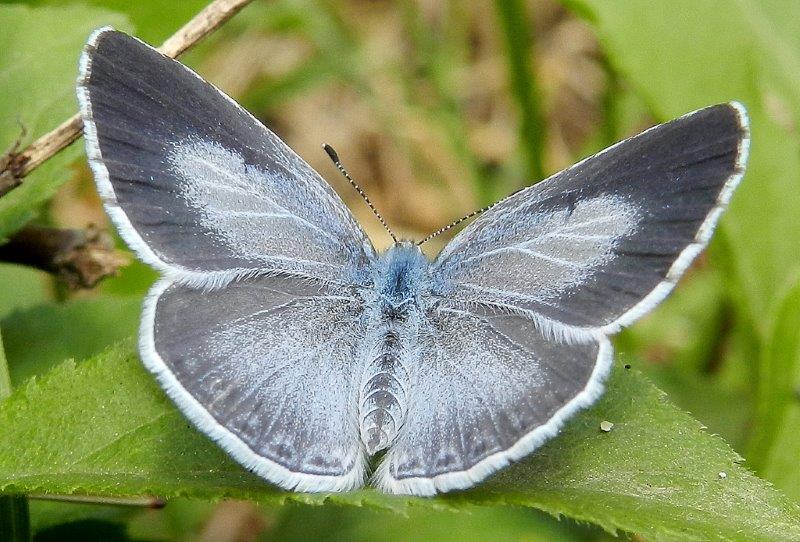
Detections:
416,201,498,246
323,144,398,243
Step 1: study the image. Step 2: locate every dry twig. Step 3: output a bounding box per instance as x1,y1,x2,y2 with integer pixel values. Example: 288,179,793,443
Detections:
0,0,255,286
0,225,130,289
0,0,255,197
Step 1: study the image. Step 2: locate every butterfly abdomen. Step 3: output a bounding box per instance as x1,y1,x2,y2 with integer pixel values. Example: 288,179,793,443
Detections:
358,295,420,455
359,326,410,455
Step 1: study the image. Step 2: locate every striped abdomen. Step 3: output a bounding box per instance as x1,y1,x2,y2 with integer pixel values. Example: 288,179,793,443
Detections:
359,329,409,455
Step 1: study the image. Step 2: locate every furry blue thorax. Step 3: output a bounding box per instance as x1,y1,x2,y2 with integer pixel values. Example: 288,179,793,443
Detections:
372,241,430,307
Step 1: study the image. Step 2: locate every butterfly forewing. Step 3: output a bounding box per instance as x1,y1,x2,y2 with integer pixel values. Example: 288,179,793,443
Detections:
78,28,372,492
432,103,749,341
78,28,374,287
377,102,749,494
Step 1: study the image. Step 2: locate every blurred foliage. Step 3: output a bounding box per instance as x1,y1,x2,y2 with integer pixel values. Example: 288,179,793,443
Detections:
0,5,130,240
0,0,798,540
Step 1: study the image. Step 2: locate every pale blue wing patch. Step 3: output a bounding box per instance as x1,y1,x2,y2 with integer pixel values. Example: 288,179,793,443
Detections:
375,306,611,495
140,276,367,492
166,138,364,282
77,28,374,288
436,194,639,305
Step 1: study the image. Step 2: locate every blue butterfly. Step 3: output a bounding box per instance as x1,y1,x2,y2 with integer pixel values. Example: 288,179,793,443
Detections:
77,28,749,495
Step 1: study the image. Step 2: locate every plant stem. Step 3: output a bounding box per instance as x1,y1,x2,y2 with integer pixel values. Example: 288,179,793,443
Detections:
494,0,546,183
0,331,29,542
0,225,129,290
0,334,9,400
0,0,256,198
0,496,29,542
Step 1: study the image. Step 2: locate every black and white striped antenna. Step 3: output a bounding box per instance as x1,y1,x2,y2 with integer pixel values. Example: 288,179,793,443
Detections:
416,202,498,246
323,144,398,244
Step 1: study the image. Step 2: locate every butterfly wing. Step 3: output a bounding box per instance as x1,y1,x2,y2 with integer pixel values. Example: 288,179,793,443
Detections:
431,103,749,340
379,103,749,495
143,276,366,491
78,29,372,491
376,310,610,495
78,28,374,288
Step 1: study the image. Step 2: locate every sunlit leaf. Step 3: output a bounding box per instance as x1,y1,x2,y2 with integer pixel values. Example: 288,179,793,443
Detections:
0,344,798,540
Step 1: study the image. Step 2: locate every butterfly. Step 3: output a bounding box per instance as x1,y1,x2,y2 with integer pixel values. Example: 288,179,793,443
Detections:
76,27,749,496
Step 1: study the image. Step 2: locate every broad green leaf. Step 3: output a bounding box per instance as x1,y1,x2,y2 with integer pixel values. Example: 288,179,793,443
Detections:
0,344,799,540
563,0,800,327
0,5,129,238
1,296,140,386
759,277,800,500
268,505,602,542
0,264,53,320
748,277,800,470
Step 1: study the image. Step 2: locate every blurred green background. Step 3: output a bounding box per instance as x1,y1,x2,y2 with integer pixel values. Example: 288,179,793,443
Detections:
0,0,799,540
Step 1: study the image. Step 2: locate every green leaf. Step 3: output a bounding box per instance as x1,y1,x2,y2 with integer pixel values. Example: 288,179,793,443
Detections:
758,276,800,501
1,296,140,386
749,276,800,470
0,344,798,540
562,0,800,327
493,0,546,182
0,4,130,238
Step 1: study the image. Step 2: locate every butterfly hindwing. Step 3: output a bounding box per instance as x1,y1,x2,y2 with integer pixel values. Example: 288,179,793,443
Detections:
376,308,610,495
78,28,374,287
143,275,367,492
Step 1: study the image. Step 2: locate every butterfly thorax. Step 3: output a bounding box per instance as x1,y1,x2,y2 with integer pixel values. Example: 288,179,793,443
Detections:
374,241,429,303
358,242,430,455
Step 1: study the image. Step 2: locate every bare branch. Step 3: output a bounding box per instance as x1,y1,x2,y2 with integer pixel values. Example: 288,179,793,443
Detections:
0,0,255,198
0,225,130,289
159,0,253,58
